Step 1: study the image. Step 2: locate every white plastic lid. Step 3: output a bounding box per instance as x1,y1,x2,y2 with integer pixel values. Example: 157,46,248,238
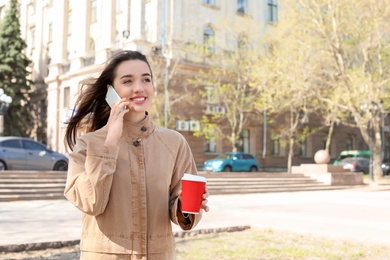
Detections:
181,173,207,182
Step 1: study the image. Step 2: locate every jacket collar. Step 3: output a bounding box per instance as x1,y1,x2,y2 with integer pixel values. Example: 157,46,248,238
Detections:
123,114,155,139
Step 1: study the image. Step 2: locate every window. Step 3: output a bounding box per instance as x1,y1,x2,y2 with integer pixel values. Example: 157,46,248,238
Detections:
237,0,247,14
91,0,97,22
299,139,307,156
346,136,353,150
28,1,36,15
238,33,248,50
236,130,249,153
30,26,36,49
202,0,215,5
89,38,95,54
23,140,46,151
1,140,22,149
267,0,278,23
48,23,53,43
116,0,124,12
63,87,70,108
116,31,121,49
204,135,216,153
67,10,72,36
203,26,215,54
206,85,218,104
271,132,280,155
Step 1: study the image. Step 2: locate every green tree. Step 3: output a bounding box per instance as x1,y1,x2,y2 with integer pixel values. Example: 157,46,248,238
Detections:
188,19,263,152
288,0,390,180
0,0,33,136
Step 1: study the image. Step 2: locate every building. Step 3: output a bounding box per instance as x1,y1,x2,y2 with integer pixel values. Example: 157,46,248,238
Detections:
1,0,385,170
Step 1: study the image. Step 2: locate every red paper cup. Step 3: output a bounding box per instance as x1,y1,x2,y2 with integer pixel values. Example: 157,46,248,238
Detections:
181,173,207,214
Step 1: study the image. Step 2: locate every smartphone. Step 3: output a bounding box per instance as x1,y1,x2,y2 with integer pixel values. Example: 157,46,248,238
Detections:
105,85,122,108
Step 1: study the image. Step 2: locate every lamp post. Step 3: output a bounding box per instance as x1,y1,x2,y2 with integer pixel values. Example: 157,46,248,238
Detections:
0,88,12,136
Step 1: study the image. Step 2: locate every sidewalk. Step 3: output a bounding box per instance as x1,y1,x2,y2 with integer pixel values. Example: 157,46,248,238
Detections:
0,184,389,252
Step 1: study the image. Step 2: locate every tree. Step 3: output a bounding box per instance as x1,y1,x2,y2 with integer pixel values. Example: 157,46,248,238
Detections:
257,39,319,173
0,0,33,136
188,19,263,152
290,0,390,180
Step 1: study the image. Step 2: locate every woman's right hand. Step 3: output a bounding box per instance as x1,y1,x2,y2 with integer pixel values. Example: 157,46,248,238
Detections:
104,98,130,147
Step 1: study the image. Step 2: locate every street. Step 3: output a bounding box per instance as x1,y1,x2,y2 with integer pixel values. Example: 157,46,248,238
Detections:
0,185,389,247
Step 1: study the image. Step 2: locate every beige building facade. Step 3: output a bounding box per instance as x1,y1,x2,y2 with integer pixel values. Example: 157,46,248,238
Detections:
1,0,382,170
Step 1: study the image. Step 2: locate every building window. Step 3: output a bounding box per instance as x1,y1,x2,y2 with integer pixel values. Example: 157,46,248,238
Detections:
116,31,121,49
346,136,353,150
204,135,216,153
271,133,280,155
267,0,278,23
91,0,97,23
299,139,307,156
48,23,53,43
202,0,215,5
238,33,248,50
116,0,124,12
203,26,215,54
89,38,95,55
237,129,250,153
63,87,70,108
30,26,36,49
237,0,247,14
67,10,72,36
28,1,36,15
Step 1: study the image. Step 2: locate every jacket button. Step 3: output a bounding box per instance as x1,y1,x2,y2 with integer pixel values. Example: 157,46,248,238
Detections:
133,140,139,147
141,126,147,132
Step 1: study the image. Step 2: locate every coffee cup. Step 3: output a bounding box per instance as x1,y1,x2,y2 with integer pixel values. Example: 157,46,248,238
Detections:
181,173,207,214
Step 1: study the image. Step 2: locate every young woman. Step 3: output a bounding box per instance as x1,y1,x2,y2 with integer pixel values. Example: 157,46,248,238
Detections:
64,50,209,259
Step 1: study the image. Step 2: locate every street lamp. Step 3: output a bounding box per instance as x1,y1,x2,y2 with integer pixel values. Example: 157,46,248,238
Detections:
0,88,12,136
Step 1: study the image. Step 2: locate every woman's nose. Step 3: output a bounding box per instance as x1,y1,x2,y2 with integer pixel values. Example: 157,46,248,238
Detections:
133,80,144,92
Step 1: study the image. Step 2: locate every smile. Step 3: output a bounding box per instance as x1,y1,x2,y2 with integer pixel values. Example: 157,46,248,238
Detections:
131,97,146,102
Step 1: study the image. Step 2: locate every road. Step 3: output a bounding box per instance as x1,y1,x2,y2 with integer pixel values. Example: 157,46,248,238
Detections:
0,185,389,247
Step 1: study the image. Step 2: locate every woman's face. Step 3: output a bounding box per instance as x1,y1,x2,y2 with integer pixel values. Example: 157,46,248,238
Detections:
112,59,154,122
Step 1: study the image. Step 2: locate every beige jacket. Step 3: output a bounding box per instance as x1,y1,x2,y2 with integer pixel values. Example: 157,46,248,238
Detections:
64,116,202,258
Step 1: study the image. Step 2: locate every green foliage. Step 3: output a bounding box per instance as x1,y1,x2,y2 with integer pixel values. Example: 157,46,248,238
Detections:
0,0,33,136
186,18,263,151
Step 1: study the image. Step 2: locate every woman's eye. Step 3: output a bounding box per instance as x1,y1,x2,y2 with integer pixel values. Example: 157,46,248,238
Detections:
143,78,151,83
124,80,132,84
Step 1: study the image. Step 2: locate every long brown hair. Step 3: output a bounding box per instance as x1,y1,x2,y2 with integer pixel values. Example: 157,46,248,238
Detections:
64,50,153,151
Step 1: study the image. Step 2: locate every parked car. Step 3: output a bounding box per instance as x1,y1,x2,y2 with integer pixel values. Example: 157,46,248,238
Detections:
337,157,390,175
336,157,370,174
203,152,260,172
0,136,68,171
333,150,371,165
381,162,390,175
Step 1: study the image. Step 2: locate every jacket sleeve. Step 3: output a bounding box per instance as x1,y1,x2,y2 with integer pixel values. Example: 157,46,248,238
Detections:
169,135,203,230
64,135,120,216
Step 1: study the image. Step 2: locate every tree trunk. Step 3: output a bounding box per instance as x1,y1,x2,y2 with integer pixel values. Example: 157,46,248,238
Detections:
287,135,294,174
287,109,295,173
231,131,237,152
325,121,335,152
372,117,383,180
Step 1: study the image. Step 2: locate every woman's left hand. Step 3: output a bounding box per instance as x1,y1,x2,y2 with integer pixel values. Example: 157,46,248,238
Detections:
201,187,210,212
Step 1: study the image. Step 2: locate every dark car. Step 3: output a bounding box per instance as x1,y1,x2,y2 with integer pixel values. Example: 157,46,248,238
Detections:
0,136,68,171
203,152,260,172
336,157,370,174
381,162,390,175
337,157,390,175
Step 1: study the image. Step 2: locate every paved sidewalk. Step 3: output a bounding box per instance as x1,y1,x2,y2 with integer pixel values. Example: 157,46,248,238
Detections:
0,184,389,250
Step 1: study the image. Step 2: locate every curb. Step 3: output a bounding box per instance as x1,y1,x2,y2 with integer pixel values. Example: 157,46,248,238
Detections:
0,225,251,253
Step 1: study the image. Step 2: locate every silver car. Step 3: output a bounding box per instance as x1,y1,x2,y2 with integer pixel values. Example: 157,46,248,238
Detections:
0,136,68,171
